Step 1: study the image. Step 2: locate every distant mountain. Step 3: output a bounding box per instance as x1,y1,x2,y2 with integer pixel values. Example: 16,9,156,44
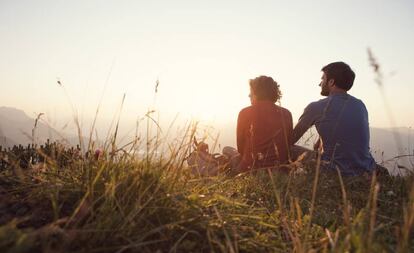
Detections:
370,127,413,174
0,106,413,173
0,135,16,148
370,127,413,158
0,106,69,147
0,107,30,122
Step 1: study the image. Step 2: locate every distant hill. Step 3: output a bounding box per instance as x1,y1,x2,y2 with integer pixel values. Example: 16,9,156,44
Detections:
0,106,412,173
370,127,413,173
370,127,413,158
0,135,16,148
0,106,68,147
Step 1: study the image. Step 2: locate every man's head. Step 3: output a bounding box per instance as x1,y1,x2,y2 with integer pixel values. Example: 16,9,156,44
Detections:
320,62,355,96
249,76,282,104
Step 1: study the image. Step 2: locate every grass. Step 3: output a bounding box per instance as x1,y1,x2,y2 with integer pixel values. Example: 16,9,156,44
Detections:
0,50,413,252
0,131,413,252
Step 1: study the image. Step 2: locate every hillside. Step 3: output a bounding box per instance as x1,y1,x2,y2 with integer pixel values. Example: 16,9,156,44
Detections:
0,106,412,172
0,107,70,147
0,143,413,252
0,107,413,252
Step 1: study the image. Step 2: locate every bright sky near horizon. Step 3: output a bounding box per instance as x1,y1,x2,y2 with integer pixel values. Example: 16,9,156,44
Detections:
1,0,414,143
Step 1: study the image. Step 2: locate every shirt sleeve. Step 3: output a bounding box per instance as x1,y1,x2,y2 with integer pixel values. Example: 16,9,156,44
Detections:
292,103,318,144
361,100,369,123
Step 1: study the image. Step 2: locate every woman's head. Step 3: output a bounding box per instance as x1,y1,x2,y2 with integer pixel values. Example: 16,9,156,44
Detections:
249,76,282,104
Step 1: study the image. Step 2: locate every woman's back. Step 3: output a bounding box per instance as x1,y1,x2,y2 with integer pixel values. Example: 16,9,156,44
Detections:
237,101,293,170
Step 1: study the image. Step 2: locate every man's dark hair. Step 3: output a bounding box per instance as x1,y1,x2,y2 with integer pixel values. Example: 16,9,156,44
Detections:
249,76,282,103
321,62,355,91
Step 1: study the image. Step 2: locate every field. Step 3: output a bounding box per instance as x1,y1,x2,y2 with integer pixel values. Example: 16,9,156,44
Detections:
0,129,413,253
0,51,413,252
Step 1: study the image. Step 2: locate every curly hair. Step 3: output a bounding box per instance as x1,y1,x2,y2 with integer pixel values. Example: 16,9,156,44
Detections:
249,76,282,103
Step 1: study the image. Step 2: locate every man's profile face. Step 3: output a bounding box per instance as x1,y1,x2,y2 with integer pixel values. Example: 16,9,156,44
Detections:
319,72,331,96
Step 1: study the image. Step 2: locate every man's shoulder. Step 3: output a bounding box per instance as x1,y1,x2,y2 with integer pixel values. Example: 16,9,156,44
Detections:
345,95,368,110
349,94,365,104
305,98,329,111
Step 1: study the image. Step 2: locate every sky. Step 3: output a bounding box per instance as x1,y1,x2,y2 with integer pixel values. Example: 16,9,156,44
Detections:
1,0,413,145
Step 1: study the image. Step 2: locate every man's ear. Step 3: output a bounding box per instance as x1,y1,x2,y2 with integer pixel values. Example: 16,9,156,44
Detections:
328,79,335,87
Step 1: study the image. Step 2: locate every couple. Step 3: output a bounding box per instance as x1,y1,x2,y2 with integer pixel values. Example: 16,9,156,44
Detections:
222,61,380,176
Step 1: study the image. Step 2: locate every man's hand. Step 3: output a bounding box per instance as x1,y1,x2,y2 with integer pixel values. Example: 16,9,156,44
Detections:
313,138,322,151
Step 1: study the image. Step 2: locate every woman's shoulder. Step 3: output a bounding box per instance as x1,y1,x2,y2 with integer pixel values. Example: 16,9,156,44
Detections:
239,105,254,114
275,104,292,116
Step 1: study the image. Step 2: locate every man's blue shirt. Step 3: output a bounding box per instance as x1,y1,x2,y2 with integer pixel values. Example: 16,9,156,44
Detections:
293,93,376,176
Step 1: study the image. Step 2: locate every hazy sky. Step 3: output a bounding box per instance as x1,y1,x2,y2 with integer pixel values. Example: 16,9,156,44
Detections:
1,0,413,143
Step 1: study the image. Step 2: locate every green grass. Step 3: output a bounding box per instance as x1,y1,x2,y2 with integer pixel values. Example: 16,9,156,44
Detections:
1,48,411,252
0,137,413,253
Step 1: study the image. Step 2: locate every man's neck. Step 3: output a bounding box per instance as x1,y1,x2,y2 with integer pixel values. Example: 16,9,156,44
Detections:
329,87,347,95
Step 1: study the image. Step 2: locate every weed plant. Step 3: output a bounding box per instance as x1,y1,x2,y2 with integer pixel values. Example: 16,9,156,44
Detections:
0,50,413,252
0,125,413,252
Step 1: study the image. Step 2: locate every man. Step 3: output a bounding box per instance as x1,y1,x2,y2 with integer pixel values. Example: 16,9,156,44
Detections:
292,62,376,176
229,76,293,172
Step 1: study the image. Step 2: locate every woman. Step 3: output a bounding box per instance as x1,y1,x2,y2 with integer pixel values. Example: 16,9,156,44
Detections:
225,76,293,172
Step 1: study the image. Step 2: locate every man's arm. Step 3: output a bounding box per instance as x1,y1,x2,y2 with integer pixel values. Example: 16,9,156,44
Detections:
292,103,318,144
